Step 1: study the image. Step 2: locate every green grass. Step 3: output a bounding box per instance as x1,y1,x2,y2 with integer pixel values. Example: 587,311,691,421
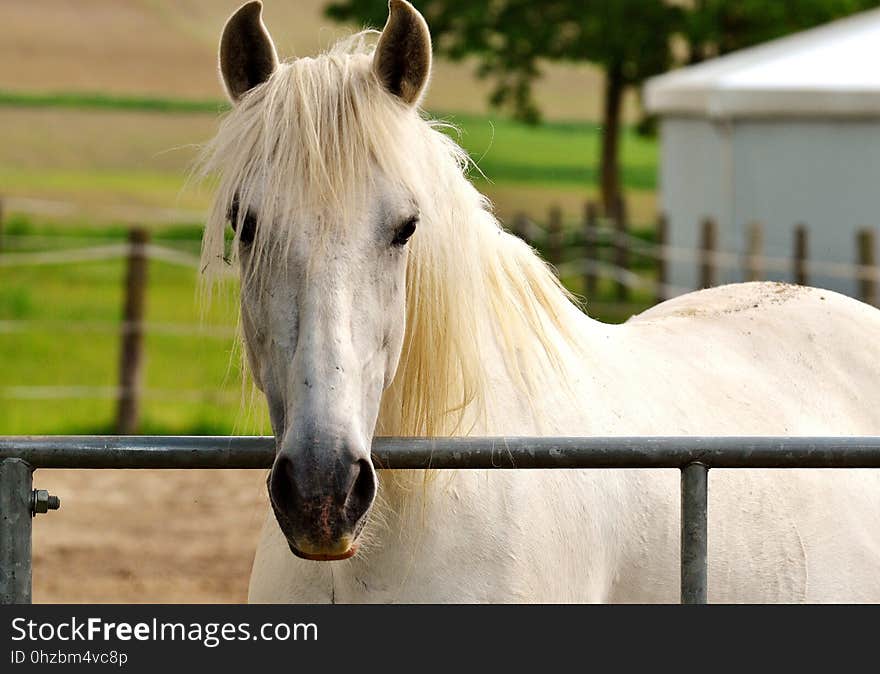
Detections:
0,89,229,114
3,213,206,243
0,167,208,215
0,91,659,200
0,223,260,435
441,111,658,190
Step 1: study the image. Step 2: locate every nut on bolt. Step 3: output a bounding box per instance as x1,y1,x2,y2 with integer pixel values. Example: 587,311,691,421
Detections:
32,489,61,515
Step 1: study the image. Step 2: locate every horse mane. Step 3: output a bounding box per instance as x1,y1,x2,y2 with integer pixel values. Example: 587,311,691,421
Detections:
198,32,586,438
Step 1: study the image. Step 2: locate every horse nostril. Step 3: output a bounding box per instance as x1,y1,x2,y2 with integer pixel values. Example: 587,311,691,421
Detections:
270,453,300,513
346,458,376,521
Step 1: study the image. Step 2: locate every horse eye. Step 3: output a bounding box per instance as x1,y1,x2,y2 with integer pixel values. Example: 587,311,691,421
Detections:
391,216,418,247
228,197,257,245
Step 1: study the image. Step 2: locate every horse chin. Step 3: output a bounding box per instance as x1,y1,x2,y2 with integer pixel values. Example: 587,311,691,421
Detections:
288,541,360,562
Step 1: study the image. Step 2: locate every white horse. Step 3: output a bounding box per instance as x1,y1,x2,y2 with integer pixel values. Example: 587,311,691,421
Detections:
199,1,880,602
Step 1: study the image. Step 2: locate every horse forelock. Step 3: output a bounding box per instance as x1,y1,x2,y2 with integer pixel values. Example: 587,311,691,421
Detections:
197,30,587,441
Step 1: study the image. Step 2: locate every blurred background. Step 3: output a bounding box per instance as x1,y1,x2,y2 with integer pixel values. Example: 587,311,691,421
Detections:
3,0,880,601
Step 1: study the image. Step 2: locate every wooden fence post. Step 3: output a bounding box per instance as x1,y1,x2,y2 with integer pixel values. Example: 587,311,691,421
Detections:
512,212,529,244
858,228,877,306
699,217,717,288
583,201,598,298
656,212,668,304
613,195,629,301
793,223,808,286
548,206,563,267
745,221,763,282
116,228,149,435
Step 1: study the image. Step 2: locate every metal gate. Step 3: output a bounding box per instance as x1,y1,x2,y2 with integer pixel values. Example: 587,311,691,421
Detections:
2,435,880,605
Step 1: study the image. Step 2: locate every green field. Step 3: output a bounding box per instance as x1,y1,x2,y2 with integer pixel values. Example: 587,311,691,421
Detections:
0,90,657,189
0,91,658,225
0,221,255,436
440,111,658,191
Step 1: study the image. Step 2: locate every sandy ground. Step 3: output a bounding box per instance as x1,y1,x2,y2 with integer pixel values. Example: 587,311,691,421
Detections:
31,468,268,603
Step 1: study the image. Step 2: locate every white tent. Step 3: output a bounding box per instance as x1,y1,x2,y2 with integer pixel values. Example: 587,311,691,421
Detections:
643,9,880,297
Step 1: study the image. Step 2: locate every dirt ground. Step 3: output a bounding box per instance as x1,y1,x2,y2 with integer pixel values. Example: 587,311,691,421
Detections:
31,468,268,603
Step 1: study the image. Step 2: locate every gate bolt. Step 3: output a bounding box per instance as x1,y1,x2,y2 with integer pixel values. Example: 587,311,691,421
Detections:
31,489,61,515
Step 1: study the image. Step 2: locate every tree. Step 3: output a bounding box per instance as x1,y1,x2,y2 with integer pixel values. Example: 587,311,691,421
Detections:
327,1,880,213
683,0,880,63
327,0,678,213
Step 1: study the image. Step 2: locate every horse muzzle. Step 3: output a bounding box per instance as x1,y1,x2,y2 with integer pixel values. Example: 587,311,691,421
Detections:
268,448,376,561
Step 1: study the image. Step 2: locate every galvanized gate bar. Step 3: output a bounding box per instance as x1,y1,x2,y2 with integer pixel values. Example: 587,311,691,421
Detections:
2,435,880,469
376,436,880,468
0,459,33,604
2,435,880,606
680,463,708,605
0,436,276,469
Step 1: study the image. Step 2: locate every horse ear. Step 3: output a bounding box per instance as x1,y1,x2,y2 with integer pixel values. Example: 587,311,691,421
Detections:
373,0,432,107
219,1,279,103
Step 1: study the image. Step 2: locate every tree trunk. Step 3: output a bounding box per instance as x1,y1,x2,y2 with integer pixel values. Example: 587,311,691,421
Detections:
688,43,708,64
600,61,624,215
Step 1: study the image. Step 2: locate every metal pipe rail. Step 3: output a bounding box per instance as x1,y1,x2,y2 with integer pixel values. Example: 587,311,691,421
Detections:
2,435,880,606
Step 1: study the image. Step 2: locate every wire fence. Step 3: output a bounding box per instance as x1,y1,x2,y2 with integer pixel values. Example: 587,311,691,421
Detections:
0,242,203,269
513,199,879,307
2,385,238,403
1,198,879,428
0,227,238,422
0,319,234,338
555,226,880,281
